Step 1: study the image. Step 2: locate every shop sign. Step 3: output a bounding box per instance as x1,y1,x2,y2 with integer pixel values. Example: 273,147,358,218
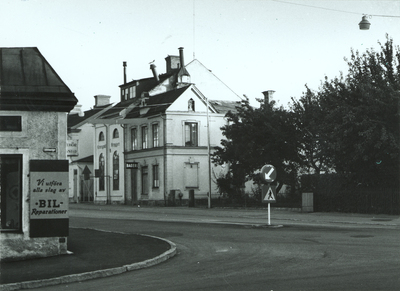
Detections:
126,162,138,169
67,139,78,156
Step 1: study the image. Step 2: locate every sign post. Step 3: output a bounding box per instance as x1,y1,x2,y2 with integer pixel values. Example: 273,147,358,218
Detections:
260,165,277,225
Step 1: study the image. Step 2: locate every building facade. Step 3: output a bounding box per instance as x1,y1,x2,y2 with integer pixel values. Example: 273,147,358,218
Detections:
67,95,113,203
92,48,241,205
0,47,77,260
93,121,125,204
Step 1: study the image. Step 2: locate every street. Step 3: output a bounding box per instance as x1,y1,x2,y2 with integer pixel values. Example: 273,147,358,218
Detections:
40,205,399,291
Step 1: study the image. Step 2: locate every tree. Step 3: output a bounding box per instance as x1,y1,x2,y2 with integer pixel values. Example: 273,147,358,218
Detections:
318,35,400,187
212,98,300,199
290,86,333,175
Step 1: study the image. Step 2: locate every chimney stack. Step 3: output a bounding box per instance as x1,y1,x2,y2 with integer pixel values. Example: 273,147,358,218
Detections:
150,63,160,82
94,95,111,108
262,90,275,104
179,47,185,68
123,61,127,84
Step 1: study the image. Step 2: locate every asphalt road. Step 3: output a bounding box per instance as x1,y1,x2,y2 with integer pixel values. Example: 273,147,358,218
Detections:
39,206,399,291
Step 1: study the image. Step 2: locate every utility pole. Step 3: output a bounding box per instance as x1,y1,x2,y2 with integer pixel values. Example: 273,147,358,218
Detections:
206,95,212,209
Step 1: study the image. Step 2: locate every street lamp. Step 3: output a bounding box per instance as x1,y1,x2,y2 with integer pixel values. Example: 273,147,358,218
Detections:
359,15,371,30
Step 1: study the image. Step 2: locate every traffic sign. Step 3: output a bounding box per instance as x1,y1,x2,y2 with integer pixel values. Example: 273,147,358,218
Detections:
262,185,276,203
260,164,277,183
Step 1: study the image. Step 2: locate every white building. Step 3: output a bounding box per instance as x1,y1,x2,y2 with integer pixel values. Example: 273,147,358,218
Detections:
92,48,242,205
67,95,113,203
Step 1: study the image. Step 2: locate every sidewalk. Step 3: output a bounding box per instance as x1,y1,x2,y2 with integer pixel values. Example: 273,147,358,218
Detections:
0,228,176,291
69,203,400,229
1,204,398,290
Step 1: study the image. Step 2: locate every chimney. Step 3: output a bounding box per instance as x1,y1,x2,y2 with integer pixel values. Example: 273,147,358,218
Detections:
262,90,275,104
150,63,160,82
94,95,111,108
123,61,127,84
179,47,185,68
70,104,84,117
165,55,180,73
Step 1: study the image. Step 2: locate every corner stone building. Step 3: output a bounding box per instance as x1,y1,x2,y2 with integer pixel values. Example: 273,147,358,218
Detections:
0,47,77,261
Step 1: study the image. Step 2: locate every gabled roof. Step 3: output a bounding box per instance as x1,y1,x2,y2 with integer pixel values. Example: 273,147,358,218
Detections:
95,84,239,123
209,100,241,115
96,98,138,120
124,85,191,119
185,59,241,102
68,103,112,129
119,71,176,94
0,47,78,112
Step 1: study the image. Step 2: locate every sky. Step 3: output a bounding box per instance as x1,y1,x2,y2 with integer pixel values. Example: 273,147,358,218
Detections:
2,0,400,111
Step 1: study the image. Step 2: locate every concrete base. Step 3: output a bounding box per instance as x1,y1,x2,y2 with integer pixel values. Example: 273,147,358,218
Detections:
0,234,68,262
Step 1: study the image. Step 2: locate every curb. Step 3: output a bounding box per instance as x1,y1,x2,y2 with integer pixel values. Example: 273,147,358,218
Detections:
1,234,177,291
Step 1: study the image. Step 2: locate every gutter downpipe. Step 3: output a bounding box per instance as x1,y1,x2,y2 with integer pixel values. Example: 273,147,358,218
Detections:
106,124,111,204
162,113,168,206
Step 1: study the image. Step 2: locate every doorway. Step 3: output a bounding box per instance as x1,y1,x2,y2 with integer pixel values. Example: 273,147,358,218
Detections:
131,169,137,205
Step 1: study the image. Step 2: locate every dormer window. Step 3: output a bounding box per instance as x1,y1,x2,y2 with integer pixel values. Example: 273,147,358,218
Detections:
181,75,190,83
140,97,149,107
129,86,136,98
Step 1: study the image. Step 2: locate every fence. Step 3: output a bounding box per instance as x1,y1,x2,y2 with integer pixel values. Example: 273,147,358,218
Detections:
302,174,399,215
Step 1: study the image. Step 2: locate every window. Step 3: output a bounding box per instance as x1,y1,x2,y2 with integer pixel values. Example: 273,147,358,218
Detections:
129,86,136,99
0,155,22,232
99,131,105,141
113,129,119,139
188,99,195,111
99,154,105,191
152,165,159,188
131,127,138,150
0,116,22,132
141,166,148,195
142,126,148,149
185,122,198,146
113,151,119,190
152,123,159,147
184,163,199,188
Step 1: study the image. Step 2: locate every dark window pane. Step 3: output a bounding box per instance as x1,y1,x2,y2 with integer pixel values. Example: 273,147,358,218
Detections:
0,116,22,131
0,155,22,231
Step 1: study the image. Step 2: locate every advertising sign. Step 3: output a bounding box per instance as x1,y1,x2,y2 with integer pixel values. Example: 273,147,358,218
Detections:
30,160,69,237
67,139,78,156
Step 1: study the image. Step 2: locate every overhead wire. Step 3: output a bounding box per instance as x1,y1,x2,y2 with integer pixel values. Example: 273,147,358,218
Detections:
272,0,400,18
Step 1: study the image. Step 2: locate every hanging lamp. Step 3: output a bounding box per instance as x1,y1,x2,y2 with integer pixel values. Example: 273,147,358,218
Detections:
359,15,371,30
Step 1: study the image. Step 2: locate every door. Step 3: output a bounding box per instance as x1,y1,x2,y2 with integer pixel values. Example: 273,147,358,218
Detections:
0,155,22,231
131,169,137,204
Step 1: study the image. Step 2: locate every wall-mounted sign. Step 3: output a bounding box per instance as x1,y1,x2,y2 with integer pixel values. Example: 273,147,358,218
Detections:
43,148,56,153
126,162,138,169
67,139,78,156
30,160,69,237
